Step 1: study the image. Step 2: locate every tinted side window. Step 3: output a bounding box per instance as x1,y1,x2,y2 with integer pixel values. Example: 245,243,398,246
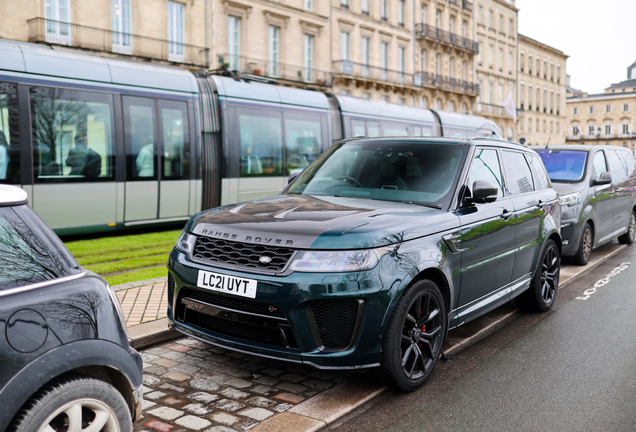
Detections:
606,150,627,183
160,101,190,180
351,119,365,137
285,113,323,175
382,122,409,136
468,148,504,198
529,155,550,190
237,108,282,177
592,151,608,181
619,150,635,178
123,96,157,180
502,150,535,195
31,87,115,182
0,82,20,184
0,206,78,289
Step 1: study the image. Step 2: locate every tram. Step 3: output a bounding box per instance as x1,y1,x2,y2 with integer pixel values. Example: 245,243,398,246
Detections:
0,38,502,235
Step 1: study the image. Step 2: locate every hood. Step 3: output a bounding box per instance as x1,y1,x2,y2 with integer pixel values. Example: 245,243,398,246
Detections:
189,195,458,250
550,180,588,196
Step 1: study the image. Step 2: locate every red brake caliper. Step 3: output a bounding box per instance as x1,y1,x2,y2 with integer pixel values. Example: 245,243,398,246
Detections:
419,324,426,348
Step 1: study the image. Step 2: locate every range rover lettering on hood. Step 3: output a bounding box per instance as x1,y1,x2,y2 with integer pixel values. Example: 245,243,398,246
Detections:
195,228,294,246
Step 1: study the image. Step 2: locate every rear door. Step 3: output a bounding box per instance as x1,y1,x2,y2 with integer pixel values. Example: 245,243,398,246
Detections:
605,149,631,236
591,149,616,244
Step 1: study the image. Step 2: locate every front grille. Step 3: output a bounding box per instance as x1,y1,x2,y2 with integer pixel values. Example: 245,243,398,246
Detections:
181,288,286,318
310,300,362,351
167,274,175,309
187,309,286,346
562,224,574,244
192,236,295,272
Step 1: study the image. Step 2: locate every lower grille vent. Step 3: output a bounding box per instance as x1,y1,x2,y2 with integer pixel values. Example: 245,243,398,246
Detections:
310,299,362,351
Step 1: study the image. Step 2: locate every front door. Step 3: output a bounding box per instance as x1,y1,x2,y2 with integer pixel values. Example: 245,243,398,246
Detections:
591,150,615,245
605,149,632,236
456,147,515,324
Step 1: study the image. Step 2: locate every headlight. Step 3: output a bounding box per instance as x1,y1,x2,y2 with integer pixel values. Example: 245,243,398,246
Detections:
559,192,582,207
107,285,127,333
289,244,398,273
175,229,196,254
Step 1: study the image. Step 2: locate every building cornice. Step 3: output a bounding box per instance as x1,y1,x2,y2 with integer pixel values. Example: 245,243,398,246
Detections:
519,34,569,59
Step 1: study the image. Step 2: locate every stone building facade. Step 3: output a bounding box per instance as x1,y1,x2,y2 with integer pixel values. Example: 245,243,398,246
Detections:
516,34,568,146
473,0,518,141
566,62,636,152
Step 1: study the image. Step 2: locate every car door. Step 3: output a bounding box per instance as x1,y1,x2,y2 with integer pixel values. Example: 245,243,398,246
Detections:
605,149,631,236
590,150,615,245
500,150,544,283
455,147,515,325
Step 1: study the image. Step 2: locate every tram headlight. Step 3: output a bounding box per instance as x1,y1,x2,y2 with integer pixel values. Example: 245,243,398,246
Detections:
175,229,196,255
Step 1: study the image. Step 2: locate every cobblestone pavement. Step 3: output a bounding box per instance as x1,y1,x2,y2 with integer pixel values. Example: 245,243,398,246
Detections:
135,337,354,431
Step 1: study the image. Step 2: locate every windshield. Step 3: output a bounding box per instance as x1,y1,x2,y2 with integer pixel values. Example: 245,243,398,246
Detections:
537,149,587,182
286,141,467,208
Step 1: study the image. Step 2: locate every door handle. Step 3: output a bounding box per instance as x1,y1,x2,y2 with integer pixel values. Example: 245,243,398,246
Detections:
500,210,513,220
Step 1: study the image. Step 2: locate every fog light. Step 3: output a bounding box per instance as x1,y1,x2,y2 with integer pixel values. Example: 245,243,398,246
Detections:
563,240,569,245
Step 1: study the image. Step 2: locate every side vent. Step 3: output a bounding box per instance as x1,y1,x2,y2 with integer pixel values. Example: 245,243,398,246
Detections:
167,273,175,310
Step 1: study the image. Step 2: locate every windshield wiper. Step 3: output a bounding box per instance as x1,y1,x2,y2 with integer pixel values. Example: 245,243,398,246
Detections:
401,201,442,209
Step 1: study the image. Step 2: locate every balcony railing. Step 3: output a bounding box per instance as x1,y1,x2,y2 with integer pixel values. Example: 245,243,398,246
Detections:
416,24,479,54
463,0,473,11
27,17,208,67
223,54,332,88
334,61,418,87
449,0,460,7
421,72,480,94
475,102,508,117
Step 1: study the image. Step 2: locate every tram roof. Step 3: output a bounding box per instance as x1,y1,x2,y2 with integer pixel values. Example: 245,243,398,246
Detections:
0,38,198,94
211,75,330,110
436,111,499,130
335,95,436,124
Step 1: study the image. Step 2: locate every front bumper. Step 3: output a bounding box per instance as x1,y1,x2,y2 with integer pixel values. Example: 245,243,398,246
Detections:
132,383,143,421
167,249,407,369
560,219,584,256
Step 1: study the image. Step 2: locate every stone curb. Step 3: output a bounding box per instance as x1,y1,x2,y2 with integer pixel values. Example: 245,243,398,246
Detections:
125,243,628,431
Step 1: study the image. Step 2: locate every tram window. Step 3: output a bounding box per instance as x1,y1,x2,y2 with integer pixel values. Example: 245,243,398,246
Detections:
445,127,469,138
422,126,433,137
0,83,20,184
367,122,381,137
237,109,282,177
412,126,422,136
284,114,323,175
351,120,366,137
161,103,190,180
31,87,115,182
382,122,409,136
123,97,157,180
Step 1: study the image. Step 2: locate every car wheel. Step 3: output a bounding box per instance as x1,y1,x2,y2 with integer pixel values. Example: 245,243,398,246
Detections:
572,223,593,266
10,374,131,432
380,279,447,392
618,211,636,245
516,239,560,312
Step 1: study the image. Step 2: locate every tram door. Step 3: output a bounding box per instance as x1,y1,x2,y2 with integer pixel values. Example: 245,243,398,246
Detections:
123,96,159,222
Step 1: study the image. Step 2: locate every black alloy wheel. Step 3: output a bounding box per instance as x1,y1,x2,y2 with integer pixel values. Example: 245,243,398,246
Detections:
618,211,636,245
380,280,447,391
573,223,593,266
516,239,560,312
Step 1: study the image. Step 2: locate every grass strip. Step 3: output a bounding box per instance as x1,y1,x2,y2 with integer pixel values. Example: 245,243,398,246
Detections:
76,246,173,266
65,230,181,259
104,266,168,286
84,254,170,275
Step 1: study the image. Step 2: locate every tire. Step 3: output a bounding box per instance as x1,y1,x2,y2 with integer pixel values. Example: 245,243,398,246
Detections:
572,223,593,266
516,239,560,312
379,279,447,392
10,374,131,432
618,211,636,245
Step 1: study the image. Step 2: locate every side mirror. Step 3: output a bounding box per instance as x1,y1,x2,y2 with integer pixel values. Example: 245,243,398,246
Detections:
592,171,612,186
465,180,498,204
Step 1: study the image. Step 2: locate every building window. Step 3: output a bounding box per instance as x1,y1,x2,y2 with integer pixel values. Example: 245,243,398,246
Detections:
605,124,612,135
167,1,185,62
450,57,454,78
550,63,554,81
556,122,560,134
536,119,539,132
381,42,388,80
520,84,525,106
478,5,483,24
528,84,532,108
420,49,427,73
112,0,131,53
462,60,466,81
435,98,442,110
361,37,370,77
528,118,532,131
420,96,427,108
448,101,455,112
398,0,405,26
572,124,578,136
623,103,630,112
528,54,532,74
544,59,548,78
304,0,313,11
605,104,612,113
489,10,494,28
509,18,514,35
507,127,513,141
508,52,513,74
340,31,349,61
489,82,493,104
589,125,595,135
435,53,441,76
557,65,561,82
623,124,630,134
461,102,467,114
381,95,388,102
421,4,426,24
398,47,405,83
520,53,525,72
362,0,369,15
450,16,455,34
399,98,406,105
462,20,467,37
499,14,504,33
488,45,493,68
381,0,387,20
227,16,240,70
341,90,350,96
589,106,595,114
45,0,71,44
499,48,503,72
304,34,313,81
536,88,540,111
363,92,370,99
340,0,348,9
550,121,553,133
572,107,579,115
436,10,441,28
268,25,280,76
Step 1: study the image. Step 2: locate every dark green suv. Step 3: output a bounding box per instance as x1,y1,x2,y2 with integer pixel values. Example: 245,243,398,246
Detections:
168,137,561,391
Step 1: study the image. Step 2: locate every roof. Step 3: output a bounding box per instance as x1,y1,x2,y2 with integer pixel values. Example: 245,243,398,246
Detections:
529,144,629,152
0,38,198,94
211,75,330,110
606,78,636,90
519,34,568,58
336,95,436,123
0,184,28,206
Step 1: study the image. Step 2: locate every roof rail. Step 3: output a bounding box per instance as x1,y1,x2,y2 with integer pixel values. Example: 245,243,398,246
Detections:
199,67,278,85
469,137,527,147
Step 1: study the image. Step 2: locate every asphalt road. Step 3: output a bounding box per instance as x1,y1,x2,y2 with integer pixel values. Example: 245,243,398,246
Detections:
329,245,636,432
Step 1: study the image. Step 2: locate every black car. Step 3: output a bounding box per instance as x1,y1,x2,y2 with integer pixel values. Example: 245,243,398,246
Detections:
0,185,143,432
536,145,636,265
168,137,561,391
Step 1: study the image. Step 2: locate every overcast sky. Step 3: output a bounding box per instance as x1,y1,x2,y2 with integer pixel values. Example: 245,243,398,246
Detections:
516,0,636,94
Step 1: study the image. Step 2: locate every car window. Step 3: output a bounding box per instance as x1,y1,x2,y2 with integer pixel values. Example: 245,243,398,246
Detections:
502,150,535,195
605,150,627,183
529,155,550,190
468,148,504,198
0,206,79,289
619,150,636,178
592,151,608,181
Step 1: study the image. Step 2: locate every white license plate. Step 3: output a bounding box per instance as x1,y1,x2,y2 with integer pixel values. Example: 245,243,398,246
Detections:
197,270,258,299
